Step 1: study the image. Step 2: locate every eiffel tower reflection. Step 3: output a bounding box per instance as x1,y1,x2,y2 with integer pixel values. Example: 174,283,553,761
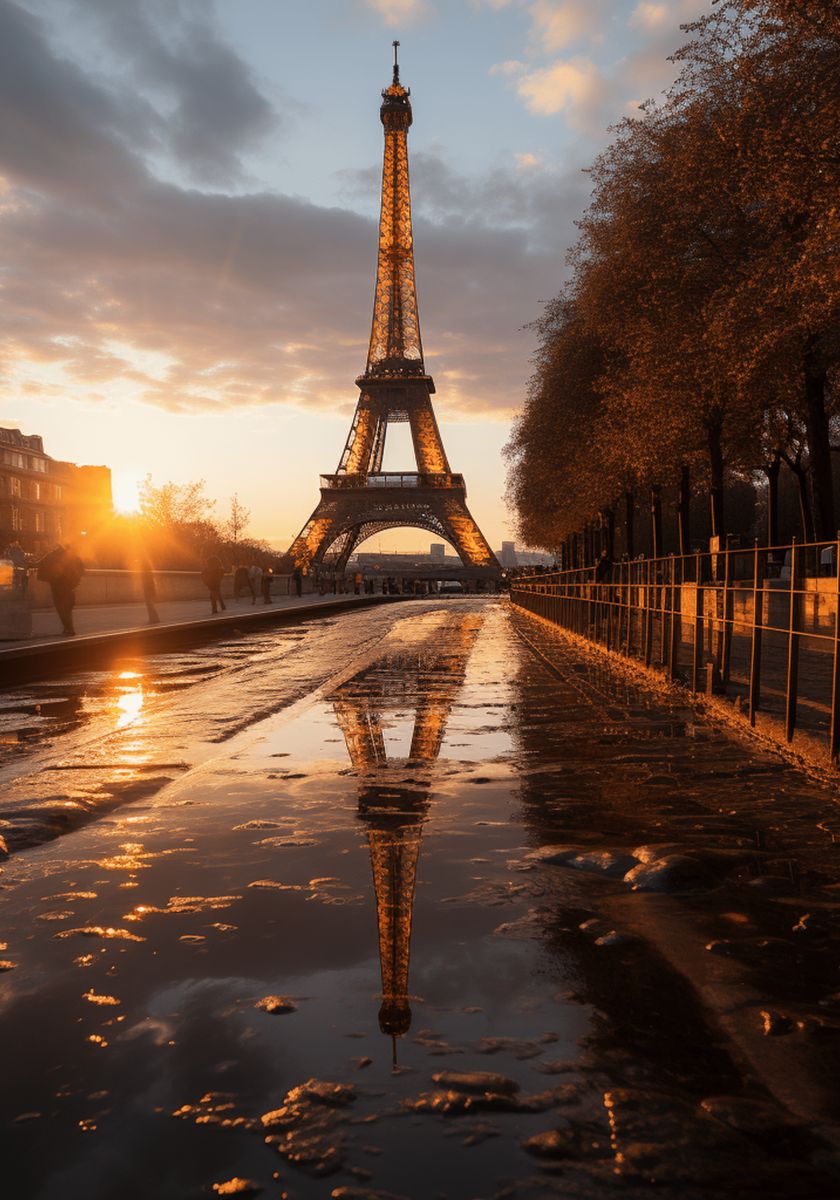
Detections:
332,614,482,1056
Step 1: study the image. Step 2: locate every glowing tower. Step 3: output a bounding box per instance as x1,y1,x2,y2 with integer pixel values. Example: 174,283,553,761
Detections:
287,44,499,578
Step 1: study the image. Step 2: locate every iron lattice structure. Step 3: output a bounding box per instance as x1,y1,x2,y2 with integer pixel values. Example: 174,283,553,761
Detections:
287,47,500,578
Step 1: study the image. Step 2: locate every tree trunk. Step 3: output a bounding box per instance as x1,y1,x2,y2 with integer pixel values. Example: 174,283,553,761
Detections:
604,508,615,560
650,485,663,559
790,460,816,544
765,453,780,548
678,464,691,555
803,341,835,541
708,425,725,543
624,491,635,560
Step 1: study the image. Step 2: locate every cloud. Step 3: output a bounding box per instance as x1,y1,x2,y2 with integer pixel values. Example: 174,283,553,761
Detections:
365,0,431,27
630,1,670,28
490,0,704,133
528,0,605,52
514,151,543,168
516,56,602,118
489,58,526,76
0,0,584,424
31,0,289,186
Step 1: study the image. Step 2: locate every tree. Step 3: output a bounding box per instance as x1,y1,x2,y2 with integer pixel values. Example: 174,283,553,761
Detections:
504,296,619,549
138,476,216,528
506,0,839,553
225,494,251,547
673,1,840,538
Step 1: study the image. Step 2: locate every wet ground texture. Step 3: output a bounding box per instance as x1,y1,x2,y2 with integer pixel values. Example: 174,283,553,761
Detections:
2,599,840,1199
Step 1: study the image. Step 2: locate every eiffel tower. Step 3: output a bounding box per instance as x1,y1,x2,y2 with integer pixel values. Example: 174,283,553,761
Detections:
332,612,483,1049
287,44,500,579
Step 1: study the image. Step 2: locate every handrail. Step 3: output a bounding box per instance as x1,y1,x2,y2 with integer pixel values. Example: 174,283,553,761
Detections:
321,472,465,489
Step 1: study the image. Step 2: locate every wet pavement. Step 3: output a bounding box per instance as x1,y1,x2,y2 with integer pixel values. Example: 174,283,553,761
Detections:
3,598,840,1199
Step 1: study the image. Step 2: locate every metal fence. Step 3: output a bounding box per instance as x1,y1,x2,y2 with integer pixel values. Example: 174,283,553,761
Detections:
510,538,840,762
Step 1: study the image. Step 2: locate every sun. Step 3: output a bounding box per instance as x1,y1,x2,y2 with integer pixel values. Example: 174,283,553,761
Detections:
112,472,142,515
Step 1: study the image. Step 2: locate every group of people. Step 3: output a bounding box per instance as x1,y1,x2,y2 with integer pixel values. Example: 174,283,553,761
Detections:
206,559,302,613
231,562,268,607
1,541,294,636
5,540,469,638
315,573,456,596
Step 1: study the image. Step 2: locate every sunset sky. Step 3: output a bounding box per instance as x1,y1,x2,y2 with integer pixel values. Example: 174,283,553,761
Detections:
1,0,706,552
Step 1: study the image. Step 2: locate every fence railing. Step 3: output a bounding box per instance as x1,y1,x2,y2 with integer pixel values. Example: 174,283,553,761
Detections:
321,472,465,490
510,538,840,763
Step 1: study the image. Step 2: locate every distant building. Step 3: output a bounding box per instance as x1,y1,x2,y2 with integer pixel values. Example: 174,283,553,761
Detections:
430,543,445,559
493,540,555,569
498,540,517,568
0,428,112,556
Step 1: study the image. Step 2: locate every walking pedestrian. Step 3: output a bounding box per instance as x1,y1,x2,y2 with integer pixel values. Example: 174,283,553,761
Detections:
233,564,252,603
247,563,262,604
353,570,362,595
140,558,160,624
292,565,303,598
201,554,226,614
36,542,85,636
262,567,273,604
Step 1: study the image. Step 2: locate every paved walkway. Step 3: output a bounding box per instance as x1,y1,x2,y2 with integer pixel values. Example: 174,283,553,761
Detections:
20,593,363,646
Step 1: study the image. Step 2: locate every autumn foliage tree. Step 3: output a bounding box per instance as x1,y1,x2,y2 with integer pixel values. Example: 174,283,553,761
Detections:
507,0,840,555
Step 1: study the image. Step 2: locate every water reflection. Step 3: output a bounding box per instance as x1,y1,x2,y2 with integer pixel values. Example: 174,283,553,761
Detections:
332,613,482,1051
114,673,145,730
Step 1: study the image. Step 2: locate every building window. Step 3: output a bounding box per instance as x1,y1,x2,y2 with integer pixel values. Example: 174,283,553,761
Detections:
53,484,63,501
9,477,21,497
32,481,42,501
30,456,47,473
53,515,63,538
10,507,21,531
3,450,25,469
34,511,46,533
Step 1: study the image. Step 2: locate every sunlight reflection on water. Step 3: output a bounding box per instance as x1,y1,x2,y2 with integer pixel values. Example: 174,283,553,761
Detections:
114,681,144,730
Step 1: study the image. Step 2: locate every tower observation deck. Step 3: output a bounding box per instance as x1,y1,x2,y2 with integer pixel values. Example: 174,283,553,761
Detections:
286,44,500,578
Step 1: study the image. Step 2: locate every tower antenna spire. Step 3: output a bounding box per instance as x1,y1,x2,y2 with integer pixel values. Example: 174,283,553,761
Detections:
392,39,400,84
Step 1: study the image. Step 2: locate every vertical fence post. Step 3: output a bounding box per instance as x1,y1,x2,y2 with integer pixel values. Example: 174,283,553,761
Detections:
669,554,681,680
624,561,633,656
721,541,733,689
593,571,600,643
693,553,704,691
748,541,764,725
659,559,668,666
644,558,654,667
585,570,592,641
785,539,800,742
605,573,612,649
830,533,840,763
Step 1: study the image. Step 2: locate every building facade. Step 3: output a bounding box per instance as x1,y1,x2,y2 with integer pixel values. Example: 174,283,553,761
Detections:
0,428,112,557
